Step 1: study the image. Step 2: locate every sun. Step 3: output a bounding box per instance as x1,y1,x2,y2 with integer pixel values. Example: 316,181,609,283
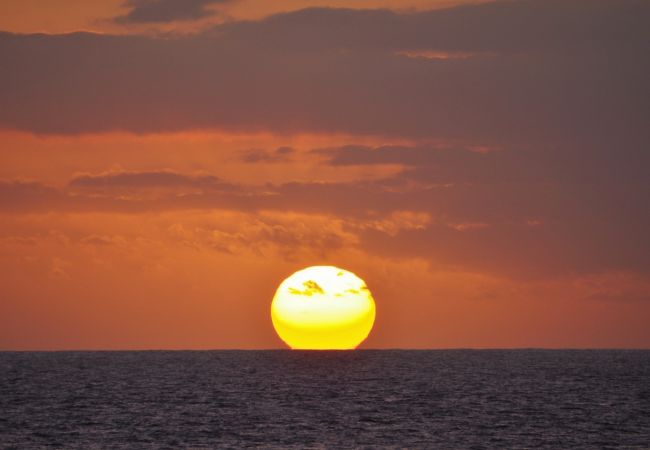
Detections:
271,266,376,350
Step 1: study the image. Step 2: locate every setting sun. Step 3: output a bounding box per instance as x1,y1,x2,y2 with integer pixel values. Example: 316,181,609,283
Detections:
271,266,376,350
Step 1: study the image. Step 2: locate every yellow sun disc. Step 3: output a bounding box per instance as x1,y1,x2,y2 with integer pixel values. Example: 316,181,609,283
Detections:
271,266,376,350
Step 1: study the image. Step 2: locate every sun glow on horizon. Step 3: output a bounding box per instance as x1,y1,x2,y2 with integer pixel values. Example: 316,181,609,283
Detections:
271,266,376,350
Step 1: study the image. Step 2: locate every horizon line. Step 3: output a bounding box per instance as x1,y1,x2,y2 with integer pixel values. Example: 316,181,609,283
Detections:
1,347,649,352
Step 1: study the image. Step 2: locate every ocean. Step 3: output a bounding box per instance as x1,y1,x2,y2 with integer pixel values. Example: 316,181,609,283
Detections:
1,350,649,448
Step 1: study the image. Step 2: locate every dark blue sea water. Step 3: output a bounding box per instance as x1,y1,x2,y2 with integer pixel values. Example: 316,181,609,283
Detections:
1,350,649,449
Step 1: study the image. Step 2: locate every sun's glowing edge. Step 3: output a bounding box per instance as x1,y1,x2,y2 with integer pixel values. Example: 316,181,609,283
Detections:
271,266,376,350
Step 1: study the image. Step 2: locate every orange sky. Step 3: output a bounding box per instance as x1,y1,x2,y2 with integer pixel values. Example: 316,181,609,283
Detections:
0,0,481,34
1,0,648,349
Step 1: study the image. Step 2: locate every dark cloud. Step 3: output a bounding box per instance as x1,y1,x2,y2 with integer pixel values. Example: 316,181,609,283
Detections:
0,180,145,213
114,0,233,24
0,160,650,277
0,181,64,213
218,1,646,54
69,170,237,191
1,164,648,279
289,280,325,296
360,217,650,279
0,0,647,143
240,147,296,163
0,172,246,213
585,292,650,302
1,0,649,279
316,143,650,184
317,143,650,277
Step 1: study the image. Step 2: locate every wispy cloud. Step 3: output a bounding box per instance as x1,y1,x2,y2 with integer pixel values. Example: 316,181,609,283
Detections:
69,170,238,191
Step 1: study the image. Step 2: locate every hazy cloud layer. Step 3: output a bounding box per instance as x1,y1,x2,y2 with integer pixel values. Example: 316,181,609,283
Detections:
1,159,648,278
114,0,233,24
1,0,648,279
0,0,647,144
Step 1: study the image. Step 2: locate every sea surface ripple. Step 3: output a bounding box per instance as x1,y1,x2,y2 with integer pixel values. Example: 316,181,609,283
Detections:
1,350,649,448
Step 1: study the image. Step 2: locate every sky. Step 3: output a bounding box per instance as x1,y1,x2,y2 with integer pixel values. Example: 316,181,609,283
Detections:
0,0,648,350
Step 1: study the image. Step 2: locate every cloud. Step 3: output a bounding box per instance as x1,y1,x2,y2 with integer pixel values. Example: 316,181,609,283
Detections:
289,280,325,296
0,0,647,143
2,163,648,279
240,146,296,163
578,272,650,302
69,170,238,192
0,181,66,213
316,143,650,184
163,210,358,259
359,219,650,279
114,0,233,24
1,0,649,283
80,235,127,246
218,1,646,53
